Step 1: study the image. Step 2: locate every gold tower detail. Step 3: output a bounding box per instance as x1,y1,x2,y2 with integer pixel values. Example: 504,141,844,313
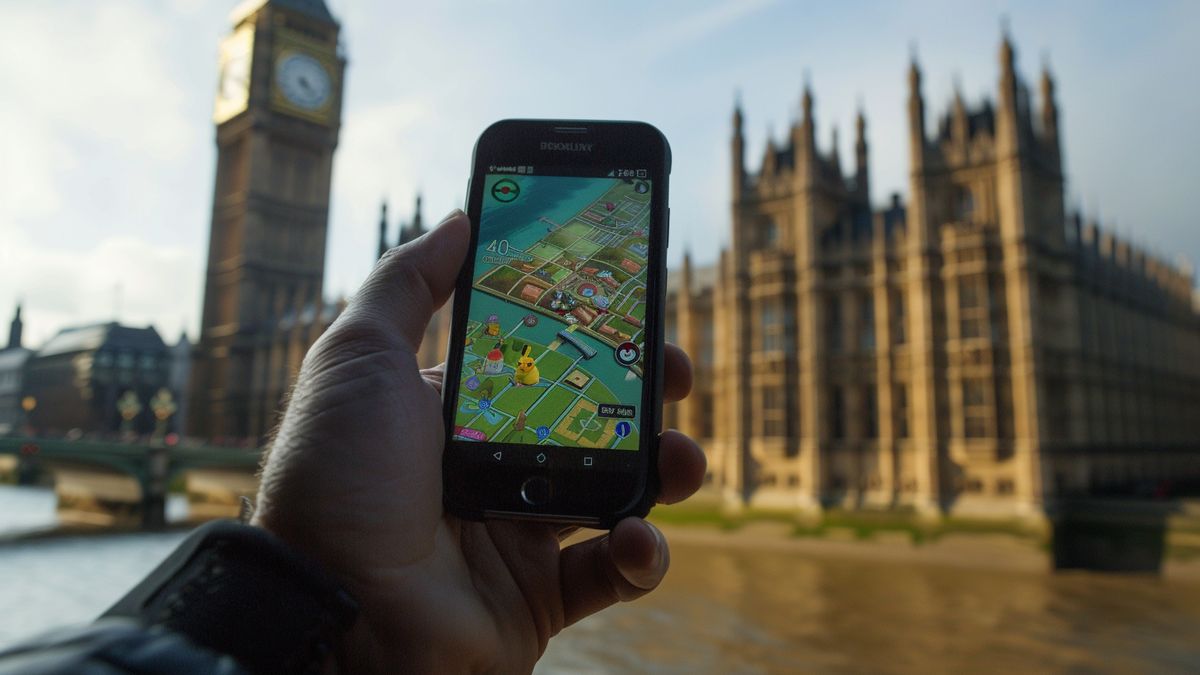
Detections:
666,35,1200,517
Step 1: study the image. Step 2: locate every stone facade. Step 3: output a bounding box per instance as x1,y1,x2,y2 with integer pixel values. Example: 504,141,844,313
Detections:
666,36,1200,517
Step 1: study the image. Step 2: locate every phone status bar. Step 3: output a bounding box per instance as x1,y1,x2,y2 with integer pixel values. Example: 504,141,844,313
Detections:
487,164,648,179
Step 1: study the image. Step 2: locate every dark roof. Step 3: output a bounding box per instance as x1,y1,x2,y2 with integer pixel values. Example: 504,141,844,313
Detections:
37,323,166,358
0,347,31,371
270,0,335,23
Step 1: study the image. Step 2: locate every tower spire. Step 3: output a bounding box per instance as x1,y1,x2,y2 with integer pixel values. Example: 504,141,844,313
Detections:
854,105,869,200
377,199,389,259
801,77,814,125
1040,61,1059,144
412,193,424,235
6,302,22,351
681,248,694,294
829,124,841,176
907,48,926,170
798,74,816,156
732,90,745,201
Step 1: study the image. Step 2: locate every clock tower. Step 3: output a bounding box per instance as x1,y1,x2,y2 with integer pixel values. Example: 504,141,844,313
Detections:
191,0,346,441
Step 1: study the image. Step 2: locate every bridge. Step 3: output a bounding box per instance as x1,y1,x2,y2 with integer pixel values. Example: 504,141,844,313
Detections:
557,329,598,359
0,437,263,529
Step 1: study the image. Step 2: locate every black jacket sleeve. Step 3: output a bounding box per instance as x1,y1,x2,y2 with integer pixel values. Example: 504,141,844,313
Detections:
0,618,249,675
0,521,359,675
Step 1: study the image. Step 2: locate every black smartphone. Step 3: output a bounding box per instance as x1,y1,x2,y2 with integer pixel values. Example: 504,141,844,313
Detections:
441,119,671,528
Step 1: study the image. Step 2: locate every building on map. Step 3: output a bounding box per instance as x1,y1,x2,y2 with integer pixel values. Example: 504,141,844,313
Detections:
483,344,505,375
665,34,1200,518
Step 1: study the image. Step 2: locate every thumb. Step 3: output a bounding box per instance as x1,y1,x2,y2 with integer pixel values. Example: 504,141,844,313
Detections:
347,209,470,353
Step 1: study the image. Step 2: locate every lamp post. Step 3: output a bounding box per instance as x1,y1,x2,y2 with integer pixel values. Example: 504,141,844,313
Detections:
19,395,36,436
117,390,142,437
149,388,177,441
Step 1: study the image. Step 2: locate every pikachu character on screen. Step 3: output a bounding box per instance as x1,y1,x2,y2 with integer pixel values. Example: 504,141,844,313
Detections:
513,344,540,387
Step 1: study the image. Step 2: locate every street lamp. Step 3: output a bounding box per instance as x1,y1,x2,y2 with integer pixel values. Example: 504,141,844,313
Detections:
117,390,142,436
19,396,36,436
149,388,177,440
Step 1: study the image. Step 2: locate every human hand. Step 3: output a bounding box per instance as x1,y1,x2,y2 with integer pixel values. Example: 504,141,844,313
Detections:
252,210,707,672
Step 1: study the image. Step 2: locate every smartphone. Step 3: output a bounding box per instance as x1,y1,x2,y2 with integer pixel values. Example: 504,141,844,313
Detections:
441,119,671,528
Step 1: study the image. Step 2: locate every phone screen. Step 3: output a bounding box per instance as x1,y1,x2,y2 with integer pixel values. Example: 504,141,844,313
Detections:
451,170,653,453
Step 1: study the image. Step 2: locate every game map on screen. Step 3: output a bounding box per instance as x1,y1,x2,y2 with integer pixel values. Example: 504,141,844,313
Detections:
452,172,652,451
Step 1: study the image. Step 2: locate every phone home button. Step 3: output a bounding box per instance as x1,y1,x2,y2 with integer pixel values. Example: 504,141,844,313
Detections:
520,476,552,506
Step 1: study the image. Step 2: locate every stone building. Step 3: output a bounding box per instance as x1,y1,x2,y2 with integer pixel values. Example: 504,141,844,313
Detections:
666,35,1200,517
22,322,174,436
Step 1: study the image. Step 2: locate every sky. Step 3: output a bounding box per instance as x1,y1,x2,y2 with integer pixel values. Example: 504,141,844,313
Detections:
1,0,1198,347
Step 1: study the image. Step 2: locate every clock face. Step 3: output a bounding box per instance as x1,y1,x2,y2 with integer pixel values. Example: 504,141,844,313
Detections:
276,52,331,111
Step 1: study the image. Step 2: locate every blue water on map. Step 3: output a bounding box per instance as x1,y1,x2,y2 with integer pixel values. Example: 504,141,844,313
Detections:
475,174,621,273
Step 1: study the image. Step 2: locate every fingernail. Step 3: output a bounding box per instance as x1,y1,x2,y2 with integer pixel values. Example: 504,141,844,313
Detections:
437,208,466,226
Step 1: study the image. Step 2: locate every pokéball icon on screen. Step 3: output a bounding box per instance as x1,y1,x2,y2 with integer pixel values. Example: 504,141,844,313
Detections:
614,341,640,367
492,179,520,203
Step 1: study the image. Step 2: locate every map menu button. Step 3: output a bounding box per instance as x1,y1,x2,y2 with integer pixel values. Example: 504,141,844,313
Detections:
598,403,636,419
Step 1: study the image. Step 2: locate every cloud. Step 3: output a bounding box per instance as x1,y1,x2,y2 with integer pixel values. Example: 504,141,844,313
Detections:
0,227,201,348
630,0,781,61
0,4,193,225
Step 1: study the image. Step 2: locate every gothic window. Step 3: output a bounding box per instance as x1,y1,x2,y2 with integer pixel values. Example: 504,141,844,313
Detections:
699,392,714,438
700,323,715,366
955,185,975,222
761,386,786,438
864,384,878,438
891,290,906,345
760,299,791,354
825,297,842,353
962,377,990,438
958,274,989,340
859,294,876,352
830,386,845,439
894,384,910,438
762,219,779,248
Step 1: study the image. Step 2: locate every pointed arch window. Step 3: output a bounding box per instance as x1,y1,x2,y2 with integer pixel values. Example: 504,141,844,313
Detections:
955,185,976,222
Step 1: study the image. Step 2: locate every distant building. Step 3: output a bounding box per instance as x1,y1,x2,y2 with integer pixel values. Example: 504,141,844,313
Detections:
666,35,1200,517
23,322,174,436
168,332,192,437
0,304,32,434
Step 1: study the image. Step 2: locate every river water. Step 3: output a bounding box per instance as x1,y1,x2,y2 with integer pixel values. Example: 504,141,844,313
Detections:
2,486,1199,673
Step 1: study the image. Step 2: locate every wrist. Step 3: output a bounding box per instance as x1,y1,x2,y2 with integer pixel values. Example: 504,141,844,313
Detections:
105,520,360,675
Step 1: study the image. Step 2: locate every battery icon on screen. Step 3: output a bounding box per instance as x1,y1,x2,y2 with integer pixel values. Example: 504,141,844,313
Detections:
636,169,647,178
